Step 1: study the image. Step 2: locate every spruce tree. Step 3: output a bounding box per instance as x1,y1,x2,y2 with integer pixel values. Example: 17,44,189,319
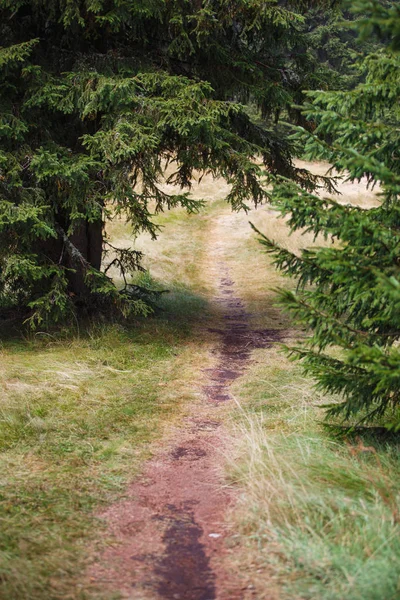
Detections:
1,0,362,326
257,0,400,427
0,0,338,326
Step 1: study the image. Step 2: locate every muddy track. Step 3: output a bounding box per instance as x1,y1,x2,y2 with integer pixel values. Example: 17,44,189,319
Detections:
88,261,283,599
204,262,283,404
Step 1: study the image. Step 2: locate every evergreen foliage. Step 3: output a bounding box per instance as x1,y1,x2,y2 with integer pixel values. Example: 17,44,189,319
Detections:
259,0,400,427
0,0,341,326
286,5,368,127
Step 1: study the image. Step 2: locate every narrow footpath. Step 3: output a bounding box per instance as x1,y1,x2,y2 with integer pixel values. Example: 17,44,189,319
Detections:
89,210,284,600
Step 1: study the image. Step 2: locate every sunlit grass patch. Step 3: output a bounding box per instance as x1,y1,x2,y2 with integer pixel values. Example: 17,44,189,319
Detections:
228,348,400,600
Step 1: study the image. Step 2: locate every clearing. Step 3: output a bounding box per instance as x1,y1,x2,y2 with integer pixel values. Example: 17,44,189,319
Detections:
0,165,399,600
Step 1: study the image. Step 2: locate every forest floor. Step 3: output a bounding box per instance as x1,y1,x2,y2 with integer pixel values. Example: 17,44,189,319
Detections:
0,164,399,600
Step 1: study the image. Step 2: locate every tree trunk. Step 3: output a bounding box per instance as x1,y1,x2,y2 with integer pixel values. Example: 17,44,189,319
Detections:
40,218,104,300
67,219,104,299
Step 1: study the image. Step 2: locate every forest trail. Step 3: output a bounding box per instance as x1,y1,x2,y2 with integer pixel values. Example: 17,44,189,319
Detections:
88,206,285,600
0,163,387,600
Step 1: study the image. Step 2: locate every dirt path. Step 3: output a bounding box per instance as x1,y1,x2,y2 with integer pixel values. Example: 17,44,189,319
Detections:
88,212,283,599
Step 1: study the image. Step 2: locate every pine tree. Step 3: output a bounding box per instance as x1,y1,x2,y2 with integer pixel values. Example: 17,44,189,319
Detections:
257,0,400,428
0,0,351,326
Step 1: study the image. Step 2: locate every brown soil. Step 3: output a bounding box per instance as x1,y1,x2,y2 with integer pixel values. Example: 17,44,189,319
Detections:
88,257,283,599
203,264,282,405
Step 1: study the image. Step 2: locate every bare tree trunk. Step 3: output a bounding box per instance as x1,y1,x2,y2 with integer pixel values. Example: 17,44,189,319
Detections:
40,218,104,301
66,219,104,298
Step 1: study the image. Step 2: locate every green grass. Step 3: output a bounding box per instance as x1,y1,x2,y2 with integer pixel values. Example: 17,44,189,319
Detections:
0,178,217,599
0,188,215,599
0,289,209,599
227,350,400,600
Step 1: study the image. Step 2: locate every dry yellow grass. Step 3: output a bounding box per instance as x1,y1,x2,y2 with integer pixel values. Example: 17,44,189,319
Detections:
295,159,381,209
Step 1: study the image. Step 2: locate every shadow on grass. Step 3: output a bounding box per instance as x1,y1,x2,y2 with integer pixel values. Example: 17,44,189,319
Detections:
0,279,210,350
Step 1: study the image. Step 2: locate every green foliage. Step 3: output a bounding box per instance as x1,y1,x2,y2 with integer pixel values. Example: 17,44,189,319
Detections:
258,0,400,426
0,0,365,325
0,0,308,325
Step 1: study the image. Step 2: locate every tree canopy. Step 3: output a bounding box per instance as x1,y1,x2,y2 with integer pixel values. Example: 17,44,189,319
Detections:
1,0,357,327
0,0,307,324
